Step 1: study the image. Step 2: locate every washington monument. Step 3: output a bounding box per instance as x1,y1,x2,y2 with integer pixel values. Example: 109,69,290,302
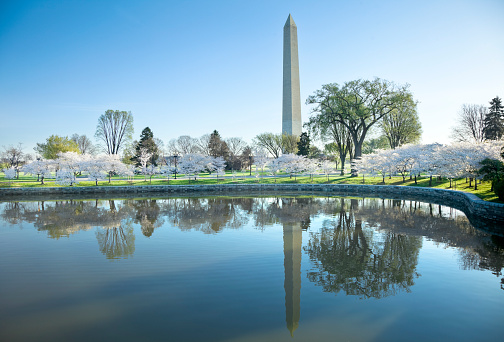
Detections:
282,14,302,136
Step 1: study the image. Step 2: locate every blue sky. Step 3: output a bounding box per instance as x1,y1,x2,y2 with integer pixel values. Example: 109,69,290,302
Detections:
1,0,503,154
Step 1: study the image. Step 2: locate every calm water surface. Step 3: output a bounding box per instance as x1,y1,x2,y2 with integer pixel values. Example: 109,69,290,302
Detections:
0,195,502,342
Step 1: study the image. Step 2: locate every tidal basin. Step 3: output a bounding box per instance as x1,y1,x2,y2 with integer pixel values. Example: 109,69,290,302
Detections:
0,195,502,342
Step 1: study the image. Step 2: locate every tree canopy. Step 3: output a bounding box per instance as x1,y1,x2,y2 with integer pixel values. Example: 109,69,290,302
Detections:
379,97,422,149
483,96,504,140
35,135,80,159
131,127,159,166
306,78,414,168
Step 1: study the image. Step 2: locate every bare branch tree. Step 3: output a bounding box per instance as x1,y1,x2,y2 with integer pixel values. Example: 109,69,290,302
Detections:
166,136,199,156
95,110,134,155
226,137,247,157
450,104,487,143
195,134,212,156
71,134,96,155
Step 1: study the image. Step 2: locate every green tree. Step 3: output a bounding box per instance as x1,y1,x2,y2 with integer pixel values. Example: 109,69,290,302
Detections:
379,97,422,148
131,127,159,166
297,132,311,156
362,135,389,154
208,130,230,159
306,78,413,174
95,110,134,154
306,111,354,175
34,135,80,159
281,133,299,154
478,157,504,195
483,96,504,140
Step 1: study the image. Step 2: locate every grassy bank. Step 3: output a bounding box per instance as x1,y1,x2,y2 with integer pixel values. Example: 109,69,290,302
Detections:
0,172,499,203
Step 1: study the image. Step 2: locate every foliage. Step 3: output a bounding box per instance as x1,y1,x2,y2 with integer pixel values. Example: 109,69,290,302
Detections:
131,127,159,167
281,133,299,154
483,96,504,140
34,135,80,159
379,97,422,148
95,109,134,154
362,135,389,154
306,108,353,174
208,130,230,160
297,132,311,156
494,180,504,201
306,78,414,161
253,132,283,158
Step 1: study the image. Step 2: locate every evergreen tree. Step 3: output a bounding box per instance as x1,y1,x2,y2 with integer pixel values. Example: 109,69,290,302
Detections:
483,96,504,140
131,127,159,166
208,130,230,159
297,132,311,156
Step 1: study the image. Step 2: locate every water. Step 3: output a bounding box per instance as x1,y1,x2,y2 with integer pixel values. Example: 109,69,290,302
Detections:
0,195,502,342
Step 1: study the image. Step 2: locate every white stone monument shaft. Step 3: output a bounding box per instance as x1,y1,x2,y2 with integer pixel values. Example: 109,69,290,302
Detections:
282,14,302,136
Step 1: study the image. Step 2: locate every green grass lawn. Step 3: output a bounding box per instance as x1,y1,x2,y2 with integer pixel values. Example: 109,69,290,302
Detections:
0,172,500,203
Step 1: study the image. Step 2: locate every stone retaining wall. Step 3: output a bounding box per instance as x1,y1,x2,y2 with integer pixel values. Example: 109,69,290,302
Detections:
1,184,503,233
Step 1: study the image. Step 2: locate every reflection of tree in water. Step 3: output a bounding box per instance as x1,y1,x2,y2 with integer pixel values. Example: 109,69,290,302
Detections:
0,201,28,225
158,197,253,234
251,197,325,230
0,199,132,239
94,200,135,259
358,198,504,290
305,199,422,299
1,196,503,284
130,199,163,237
95,222,135,259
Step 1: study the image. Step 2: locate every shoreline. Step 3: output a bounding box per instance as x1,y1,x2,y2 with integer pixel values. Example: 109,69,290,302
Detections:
1,183,503,234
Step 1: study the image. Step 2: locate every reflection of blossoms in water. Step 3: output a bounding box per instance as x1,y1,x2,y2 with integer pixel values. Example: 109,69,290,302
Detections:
0,195,503,287
158,197,252,234
95,221,135,259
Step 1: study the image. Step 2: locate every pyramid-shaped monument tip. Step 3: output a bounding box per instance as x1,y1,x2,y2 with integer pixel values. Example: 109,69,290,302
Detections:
285,14,296,27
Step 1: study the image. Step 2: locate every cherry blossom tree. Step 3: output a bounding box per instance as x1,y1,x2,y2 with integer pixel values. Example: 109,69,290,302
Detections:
22,159,54,184
159,165,177,183
178,153,208,182
320,160,334,181
2,167,16,184
211,157,227,180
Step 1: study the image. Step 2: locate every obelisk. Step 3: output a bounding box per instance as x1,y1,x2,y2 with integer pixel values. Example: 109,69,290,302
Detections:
282,14,302,136
283,222,302,336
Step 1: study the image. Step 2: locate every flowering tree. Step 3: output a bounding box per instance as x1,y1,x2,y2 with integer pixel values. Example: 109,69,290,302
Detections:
320,160,334,181
100,154,130,183
211,157,227,180
85,158,107,186
268,158,284,182
304,159,320,182
56,168,79,186
277,154,306,181
2,167,16,184
253,150,270,178
22,159,54,184
159,165,177,183
178,153,208,182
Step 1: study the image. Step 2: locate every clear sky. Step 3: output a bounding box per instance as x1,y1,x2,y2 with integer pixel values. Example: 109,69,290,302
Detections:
1,0,503,154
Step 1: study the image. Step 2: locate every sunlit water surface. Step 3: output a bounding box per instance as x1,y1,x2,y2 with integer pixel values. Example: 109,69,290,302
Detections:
0,196,502,342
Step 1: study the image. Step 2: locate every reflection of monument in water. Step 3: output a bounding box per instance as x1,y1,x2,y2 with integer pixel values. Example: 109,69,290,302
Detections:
283,221,302,336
